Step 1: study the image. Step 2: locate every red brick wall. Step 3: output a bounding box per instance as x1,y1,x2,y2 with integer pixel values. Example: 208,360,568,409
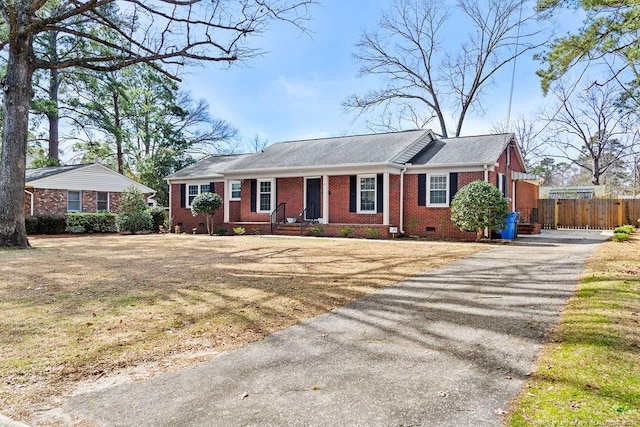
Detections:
170,182,227,233
26,189,130,216
329,175,384,224
403,173,476,240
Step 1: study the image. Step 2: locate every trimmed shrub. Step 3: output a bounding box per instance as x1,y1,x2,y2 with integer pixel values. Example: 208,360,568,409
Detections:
116,187,153,234
613,232,630,242
214,226,227,236
233,227,246,235
148,207,166,232
36,215,66,234
451,180,509,241
338,226,353,237
191,192,222,235
65,213,117,233
310,225,324,236
365,227,380,239
25,216,38,235
614,225,634,235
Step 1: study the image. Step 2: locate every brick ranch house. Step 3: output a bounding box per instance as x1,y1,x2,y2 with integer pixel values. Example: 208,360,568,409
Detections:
166,129,542,239
24,163,156,216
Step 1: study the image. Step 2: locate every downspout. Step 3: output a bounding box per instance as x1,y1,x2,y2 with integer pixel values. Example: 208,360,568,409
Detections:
399,166,407,234
484,164,489,182
25,189,34,216
167,182,172,229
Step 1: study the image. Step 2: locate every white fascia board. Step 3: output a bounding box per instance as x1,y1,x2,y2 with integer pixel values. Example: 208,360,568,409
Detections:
405,163,495,173
221,163,405,179
166,174,224,184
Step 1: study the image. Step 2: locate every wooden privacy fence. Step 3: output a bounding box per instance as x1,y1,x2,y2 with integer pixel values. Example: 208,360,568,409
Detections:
538,199,640,230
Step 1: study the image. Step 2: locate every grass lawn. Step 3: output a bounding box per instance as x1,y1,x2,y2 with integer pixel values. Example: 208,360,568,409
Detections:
0,234,485,425
507,233,640,426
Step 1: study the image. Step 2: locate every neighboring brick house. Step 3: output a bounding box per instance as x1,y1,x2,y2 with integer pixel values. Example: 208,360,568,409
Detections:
24,163,156,216
166,130,542,239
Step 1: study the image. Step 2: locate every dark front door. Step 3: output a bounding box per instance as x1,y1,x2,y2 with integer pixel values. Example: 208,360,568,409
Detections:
306,178,321,220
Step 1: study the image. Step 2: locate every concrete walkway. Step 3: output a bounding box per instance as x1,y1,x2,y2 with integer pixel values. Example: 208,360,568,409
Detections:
63,230,611,427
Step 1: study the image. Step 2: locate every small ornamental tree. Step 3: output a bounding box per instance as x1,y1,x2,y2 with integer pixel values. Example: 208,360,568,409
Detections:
450,180,509,241
116,186,153,234
191,192,222,235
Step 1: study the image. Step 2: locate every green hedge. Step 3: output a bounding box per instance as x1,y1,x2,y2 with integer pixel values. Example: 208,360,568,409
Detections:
36,215,66,234
65,213,117,233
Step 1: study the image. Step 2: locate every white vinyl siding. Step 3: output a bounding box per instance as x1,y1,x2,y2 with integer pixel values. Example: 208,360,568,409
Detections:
428,175,448,206
67,191,81,212
358,175,376,213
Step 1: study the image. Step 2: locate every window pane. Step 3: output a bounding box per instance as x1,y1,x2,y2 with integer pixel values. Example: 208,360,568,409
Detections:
231,182,241,199
260,181,271,193
360,177,375,190
260,194,271,211
200,184,210,193
429,176,447,205
67,191,81,212
188,185,198,205
361,191,375,211
97,192,108,211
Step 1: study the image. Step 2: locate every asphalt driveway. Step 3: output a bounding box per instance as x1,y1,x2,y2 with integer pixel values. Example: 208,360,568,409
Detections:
63,230,610,427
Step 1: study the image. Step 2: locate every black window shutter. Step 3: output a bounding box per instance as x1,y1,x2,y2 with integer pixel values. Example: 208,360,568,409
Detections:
180,184,186,208
349,175,357,212
417,174,426,206
377,174,383,213
449,173,458,204
209,182,216,194
250,180,257,212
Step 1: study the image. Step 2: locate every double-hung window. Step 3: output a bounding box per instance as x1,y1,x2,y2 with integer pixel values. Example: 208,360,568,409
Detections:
428,175,448,206
358,175,376,213
96,192,109,211
67,191,81,212
258,180,272,212
187,185,199,206
230,181,241,200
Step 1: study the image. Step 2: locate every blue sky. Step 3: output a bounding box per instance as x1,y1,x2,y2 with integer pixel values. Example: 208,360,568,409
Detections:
181,1,569,151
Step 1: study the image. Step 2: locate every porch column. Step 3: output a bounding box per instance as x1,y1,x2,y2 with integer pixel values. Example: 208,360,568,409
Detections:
323,175,329,224
223,180,230,223
383,172,390,225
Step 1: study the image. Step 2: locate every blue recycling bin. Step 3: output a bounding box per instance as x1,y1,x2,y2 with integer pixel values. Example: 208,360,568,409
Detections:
499,212,519,240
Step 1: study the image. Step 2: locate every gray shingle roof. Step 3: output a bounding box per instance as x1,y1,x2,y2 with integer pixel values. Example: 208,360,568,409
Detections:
225,129,432,172
25,164,88,182
165,154,252,180
166,131,516,180
409,133,514,166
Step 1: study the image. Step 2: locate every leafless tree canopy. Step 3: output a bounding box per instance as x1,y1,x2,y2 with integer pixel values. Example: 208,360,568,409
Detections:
492,115,547,167
540,79,639,185
343,0,548,137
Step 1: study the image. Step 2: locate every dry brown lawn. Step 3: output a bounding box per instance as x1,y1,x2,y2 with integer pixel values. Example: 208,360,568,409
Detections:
0,234,486,425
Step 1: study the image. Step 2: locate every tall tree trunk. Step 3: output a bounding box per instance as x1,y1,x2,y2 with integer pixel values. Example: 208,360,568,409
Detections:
113,91,124,174
592,156,600,185
0,29,35,248
47,31,60,161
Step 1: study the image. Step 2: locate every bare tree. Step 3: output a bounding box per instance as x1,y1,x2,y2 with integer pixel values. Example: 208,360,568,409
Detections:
0,0,314,247
492,115,546,167
541,79,639,185
343,0,547,137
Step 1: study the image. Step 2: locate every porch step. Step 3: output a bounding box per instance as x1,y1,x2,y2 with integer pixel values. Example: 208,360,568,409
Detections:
272,224,308,236
517,222,541,235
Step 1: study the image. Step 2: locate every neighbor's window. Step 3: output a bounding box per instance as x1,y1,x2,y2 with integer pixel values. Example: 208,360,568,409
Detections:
428,175,448,206
188,185,199,206
230,181,241,200
358,175,376,213
96,192,109,211
258,180,272,212
67,191,81,212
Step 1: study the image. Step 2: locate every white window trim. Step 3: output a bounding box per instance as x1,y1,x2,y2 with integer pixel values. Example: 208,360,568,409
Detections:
257,178,275,213
186,182,215,208
96,191,110,212
67,190,82,213
427,174,449,207
229,180,241,201
357,174,377,214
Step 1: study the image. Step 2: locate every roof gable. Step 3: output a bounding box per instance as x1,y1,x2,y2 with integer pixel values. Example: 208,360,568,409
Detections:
409,133,515,166
26,163,155,193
